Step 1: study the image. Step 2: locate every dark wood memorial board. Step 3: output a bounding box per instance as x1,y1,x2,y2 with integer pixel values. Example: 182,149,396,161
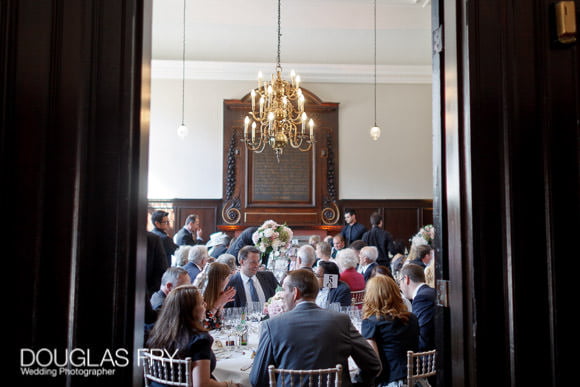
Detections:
249,145,313,203
221,89,340,226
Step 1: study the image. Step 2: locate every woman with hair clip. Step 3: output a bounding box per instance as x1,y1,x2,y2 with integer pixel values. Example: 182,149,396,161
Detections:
146,285,240,387
202,262,236,330
361,276,419,387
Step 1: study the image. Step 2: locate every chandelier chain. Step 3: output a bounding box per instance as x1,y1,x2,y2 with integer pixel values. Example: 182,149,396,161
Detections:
277,0,282,69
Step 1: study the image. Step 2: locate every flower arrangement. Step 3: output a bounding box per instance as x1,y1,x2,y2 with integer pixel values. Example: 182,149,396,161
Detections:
263,291,285,317
252,220,293,260
410,224,436,247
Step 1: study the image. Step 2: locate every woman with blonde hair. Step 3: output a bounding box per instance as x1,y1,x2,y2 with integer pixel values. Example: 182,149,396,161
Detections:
146,285,239,387
361,276,419,387
202,262,236,330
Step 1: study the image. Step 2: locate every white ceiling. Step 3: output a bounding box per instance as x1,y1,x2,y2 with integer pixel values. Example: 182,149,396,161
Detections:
152,0,432,83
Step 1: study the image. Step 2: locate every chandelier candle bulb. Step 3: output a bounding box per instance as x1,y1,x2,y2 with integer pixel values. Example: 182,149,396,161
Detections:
295,75,301,89
244,116,250,136
290,69,296,85
251,90,256,111
259,97,264,116
309,119,314,137
258,71,263,88
251,122,256,142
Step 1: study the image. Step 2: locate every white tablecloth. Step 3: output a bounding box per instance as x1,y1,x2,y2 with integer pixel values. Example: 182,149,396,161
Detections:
210,320,361,386
211,328,258,386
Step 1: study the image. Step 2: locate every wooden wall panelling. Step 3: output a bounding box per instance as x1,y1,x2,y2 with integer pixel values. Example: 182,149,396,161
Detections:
148,199,433,247
173,199,221,240
383,207,421,245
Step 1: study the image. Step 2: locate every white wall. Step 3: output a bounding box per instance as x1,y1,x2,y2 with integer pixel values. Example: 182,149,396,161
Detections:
148,78,432,199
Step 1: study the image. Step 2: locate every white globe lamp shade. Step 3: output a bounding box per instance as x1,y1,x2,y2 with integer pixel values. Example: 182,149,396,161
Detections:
370,126,381,141
177,124,189,139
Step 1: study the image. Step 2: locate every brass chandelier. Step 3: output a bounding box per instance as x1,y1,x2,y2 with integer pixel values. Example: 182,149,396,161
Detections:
242,0,314,162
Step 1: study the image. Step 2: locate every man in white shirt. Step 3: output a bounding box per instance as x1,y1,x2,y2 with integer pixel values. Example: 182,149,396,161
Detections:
225,246,279,307
358,246,379,281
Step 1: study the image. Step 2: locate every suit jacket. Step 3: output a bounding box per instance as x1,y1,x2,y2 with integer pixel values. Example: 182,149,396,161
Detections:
225,271,279,308
412,284,436,350
225,226,258,264
363,262,378,282
149,290,166,311
151,227,178,266
362,226,393,267
408,258,427,269
173,227,197,246
327,280,352,306
249,302,381,386
146,231,168,298
182,262,202,284
341,222,367,246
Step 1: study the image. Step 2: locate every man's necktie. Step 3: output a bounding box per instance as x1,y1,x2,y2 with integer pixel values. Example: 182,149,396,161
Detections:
248,277,260,302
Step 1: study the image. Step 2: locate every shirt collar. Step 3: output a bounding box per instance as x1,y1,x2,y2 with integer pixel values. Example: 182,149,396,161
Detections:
413,282,426,299
240,272,254,282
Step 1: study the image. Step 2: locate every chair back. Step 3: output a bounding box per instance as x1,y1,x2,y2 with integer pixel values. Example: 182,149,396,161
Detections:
142,351,193,387
406,349,436,386
350,289,365,306
268,364,343,387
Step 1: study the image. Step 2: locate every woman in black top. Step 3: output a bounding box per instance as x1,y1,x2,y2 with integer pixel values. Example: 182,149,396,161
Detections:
361,276,419,386
146,285,239,387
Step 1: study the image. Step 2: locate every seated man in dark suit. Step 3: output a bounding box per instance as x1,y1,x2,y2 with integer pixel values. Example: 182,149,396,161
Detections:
407,244,434,269
181,245,210,284
358,246,379,282
149,267,191,312
250,269,380,386
399,263,436,350
225,246,278,307
173,214,204,246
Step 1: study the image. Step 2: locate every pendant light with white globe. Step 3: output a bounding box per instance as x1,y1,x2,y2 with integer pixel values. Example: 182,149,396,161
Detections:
370,0,381,141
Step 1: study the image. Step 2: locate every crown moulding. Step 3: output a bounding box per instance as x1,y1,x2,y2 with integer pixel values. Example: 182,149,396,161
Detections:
151,60,432,85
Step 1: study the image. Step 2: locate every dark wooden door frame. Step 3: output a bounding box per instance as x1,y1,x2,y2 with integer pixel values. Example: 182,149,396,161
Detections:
435,0,578,386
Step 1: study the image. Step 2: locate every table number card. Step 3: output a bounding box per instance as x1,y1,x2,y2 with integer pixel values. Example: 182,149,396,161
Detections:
323,274,338,288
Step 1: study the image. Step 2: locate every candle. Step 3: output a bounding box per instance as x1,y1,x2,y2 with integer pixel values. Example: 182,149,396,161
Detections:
301,112,307,134
309,119,314,137
251,89,256,111
268,112,274,134
259,96,264,116
258,71,263,88
251,122,256,142
244,116,250,137
295,75,301,89
290,69,296,86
